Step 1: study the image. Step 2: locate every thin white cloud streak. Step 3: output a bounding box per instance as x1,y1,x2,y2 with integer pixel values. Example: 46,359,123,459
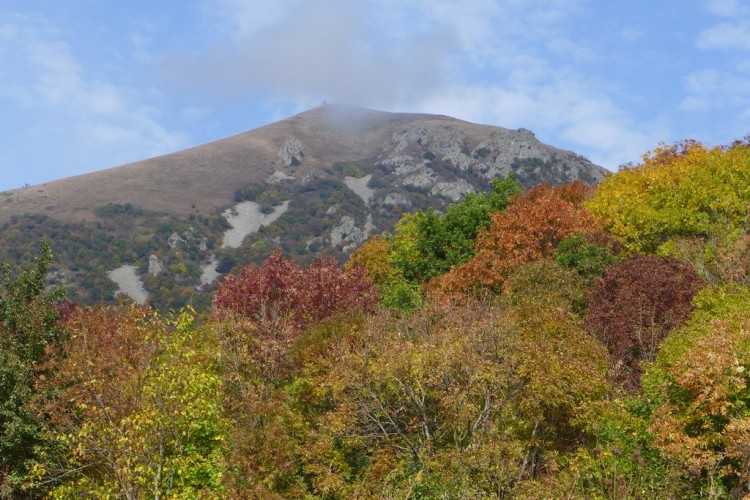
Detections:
697,22,750,51
0,15,185,185
704,0,750,17
212,0,306,39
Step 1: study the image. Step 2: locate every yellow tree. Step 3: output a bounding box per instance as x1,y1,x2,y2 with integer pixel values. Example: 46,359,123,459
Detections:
32,304,227,498
587,139,750,253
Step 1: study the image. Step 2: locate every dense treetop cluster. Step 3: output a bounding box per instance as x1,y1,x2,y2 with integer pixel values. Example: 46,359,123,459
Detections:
2,138,750,498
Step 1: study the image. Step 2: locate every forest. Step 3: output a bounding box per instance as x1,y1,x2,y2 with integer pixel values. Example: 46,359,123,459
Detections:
2,138,750,498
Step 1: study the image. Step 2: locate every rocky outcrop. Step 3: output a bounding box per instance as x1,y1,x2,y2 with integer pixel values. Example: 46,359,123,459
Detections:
381,122,606,201
221,200,290,249
383,192,411,208
393,125,473,171
108,265,148,305
330,214,375,252
432,179,474,201
277,136,304,166
267,170,296,184
168,232,186,248
198,256,220,288
344,175,374,205
148,255,164,276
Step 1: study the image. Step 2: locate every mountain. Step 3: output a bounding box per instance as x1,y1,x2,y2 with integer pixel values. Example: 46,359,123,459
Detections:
0,104,607,309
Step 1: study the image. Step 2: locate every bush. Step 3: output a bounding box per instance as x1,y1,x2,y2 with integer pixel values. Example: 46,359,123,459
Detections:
585,255,704,389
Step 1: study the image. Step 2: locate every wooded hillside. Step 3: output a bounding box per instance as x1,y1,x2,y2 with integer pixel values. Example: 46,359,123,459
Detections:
2,138,750,498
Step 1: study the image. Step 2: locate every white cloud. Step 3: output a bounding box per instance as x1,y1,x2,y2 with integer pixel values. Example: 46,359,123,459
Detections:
410,74,659,171
179,0,659,171
704,0,750,17
697,21,750,51
681,68,750,111
175,0,457,107
0,16,185,178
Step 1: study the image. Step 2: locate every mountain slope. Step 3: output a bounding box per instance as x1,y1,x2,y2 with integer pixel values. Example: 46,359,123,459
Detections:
0,104,608,309
1,104,605,221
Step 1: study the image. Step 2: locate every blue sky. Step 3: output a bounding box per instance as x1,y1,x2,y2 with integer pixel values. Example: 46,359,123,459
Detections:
1,0,749,192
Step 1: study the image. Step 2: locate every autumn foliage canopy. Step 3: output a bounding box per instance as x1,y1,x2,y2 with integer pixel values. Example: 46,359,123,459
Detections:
213,248,378,331
5,137,750,497
436,181,599,293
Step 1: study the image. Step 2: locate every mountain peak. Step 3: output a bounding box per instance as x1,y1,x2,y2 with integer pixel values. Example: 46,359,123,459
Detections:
0,107,607,307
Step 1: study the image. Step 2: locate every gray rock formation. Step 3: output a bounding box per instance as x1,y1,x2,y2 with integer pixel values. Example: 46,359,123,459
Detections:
168,232,186,248
383,192,411,208
148,255,164,276
344,175,374,204
277,136,304,166
330,214,375,252
432,179,474,201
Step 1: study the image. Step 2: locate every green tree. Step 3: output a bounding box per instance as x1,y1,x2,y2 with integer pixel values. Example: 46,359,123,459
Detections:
0,242,65,497
389,177,521,283
555,233,622,282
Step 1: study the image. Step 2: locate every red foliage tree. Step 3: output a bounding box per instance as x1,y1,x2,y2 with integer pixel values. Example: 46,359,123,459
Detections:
585,255,704,389
213,250,378,371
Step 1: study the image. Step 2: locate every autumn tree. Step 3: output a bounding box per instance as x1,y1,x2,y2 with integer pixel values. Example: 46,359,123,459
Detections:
346,235,396,286
644,285,750,497
502,259,587,316
667,228,750,289
585,255,704,389
298,300,609,496
213,249,378,378
587,139,750,253
32,304,227,498
389,177,521,283
347,235,423,314
0,242,65,497
210,251,378,495
436,181,598,294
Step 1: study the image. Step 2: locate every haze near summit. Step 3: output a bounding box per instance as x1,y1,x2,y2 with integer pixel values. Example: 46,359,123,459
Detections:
1,0,747,191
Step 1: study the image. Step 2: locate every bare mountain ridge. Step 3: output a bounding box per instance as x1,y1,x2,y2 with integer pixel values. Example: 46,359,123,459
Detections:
1,104,606,222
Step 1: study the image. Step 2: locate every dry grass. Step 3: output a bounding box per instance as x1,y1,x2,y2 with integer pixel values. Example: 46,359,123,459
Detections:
0,105,605,223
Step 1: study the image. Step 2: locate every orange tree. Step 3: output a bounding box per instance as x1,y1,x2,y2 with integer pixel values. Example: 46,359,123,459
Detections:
643,285,750,497
435,181,599,294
